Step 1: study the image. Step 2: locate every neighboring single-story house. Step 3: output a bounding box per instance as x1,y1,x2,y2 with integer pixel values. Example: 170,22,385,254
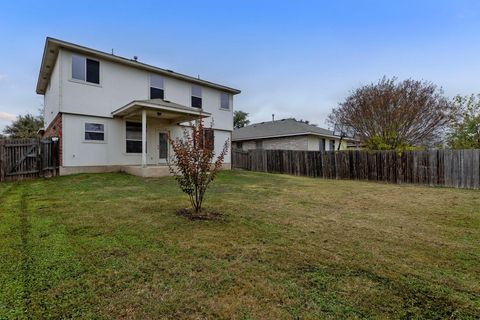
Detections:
37,37,240,177
232,118,356,151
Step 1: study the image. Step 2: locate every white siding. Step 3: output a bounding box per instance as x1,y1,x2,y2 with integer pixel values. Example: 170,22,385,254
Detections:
62,114,231,167
42,47,235,167
202,87,233,131
44,56,61,126
213,130,231,163
55,49,233,132
59,49,149,118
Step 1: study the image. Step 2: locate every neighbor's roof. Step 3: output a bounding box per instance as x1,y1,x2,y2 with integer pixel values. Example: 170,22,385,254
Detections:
36,37,241,95
232,118,341,141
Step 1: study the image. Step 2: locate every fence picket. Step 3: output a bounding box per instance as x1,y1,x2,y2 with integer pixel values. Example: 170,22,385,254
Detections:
232,149,480,190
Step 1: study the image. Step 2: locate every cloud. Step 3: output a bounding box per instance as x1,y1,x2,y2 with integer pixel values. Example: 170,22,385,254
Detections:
0,111,17,122
0,74,7,81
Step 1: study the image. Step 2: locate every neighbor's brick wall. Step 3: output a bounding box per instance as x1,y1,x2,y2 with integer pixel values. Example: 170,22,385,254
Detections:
238,135,347,151
43,113,63,166
261,136,309,150
241,141,257,151
239,136,309,151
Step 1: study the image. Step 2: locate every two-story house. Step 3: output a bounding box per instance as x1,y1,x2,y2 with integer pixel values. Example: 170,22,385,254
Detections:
36,37,240,177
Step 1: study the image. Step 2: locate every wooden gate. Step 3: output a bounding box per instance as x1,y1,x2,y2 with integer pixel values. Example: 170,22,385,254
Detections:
0,138,59,182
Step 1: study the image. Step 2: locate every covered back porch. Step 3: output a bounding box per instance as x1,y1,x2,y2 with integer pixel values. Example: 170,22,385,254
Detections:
112,99,211,167
112,99,210,175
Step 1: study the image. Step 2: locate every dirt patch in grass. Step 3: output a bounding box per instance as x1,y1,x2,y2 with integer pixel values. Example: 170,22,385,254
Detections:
175,208,225,221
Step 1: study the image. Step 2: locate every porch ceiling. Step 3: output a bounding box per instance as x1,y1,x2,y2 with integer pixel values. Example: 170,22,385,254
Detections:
111,99,211,123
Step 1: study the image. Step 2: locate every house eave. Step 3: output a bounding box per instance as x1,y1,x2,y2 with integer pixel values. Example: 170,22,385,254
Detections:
111,100,211,120
36,37,242,95
36,39,60,94
232,132,346,142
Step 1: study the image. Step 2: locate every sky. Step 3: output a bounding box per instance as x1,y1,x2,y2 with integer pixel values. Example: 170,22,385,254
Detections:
1,0,480,131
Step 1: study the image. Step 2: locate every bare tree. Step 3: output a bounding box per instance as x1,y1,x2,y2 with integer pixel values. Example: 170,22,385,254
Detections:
328,77,453,150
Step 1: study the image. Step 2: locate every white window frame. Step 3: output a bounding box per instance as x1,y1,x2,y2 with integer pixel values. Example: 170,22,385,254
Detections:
220,92,231,110
70,54,101,86
149,74,165,99
82,121,107,143
191,85,202,98
191,85,203,108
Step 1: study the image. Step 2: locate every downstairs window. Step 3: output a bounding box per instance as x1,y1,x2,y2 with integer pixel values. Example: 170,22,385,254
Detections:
84,122,105,141
126,121,143,153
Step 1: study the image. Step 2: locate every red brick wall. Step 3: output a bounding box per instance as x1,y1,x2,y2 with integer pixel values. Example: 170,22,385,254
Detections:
43,113,63,166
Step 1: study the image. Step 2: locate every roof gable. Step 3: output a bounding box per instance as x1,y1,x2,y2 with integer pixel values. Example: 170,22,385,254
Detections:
36,37,241,95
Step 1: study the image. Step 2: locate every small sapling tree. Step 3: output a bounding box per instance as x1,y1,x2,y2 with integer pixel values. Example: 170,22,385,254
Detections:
168,118,229,216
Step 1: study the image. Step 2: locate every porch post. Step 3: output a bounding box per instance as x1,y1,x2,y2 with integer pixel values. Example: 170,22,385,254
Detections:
142,109,147,167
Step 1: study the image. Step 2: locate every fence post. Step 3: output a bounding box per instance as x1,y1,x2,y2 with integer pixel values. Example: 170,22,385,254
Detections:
0,139,4,182
36,139,42,177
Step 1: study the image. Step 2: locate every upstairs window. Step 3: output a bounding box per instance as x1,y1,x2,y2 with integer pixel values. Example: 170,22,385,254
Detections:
150,75,164,99
72,55,100,84
84,122,105,141
220,92,230,110
191,85,202,108
126,121,143,153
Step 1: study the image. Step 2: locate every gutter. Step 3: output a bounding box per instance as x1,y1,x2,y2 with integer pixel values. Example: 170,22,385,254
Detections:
37,37,241,95
232,132,347,141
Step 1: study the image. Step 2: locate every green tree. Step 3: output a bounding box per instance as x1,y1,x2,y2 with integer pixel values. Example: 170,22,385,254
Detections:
3,113,44,138
448,94,480,149
233,110,250,128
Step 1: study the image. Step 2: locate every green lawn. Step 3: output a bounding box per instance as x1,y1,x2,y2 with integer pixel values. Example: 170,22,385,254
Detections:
0,171,479,319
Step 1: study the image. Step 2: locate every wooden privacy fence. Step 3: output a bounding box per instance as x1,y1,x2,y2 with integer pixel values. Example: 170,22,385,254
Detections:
232,149,480,189
0,138,59,182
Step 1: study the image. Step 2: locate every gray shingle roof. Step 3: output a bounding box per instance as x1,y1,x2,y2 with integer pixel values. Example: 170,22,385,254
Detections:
232,119,337,141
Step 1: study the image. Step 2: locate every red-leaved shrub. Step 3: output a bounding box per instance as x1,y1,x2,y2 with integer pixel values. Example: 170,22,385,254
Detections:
168,118,229,214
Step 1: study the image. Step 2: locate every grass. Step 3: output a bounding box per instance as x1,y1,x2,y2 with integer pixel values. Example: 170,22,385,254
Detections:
0,170,479,319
